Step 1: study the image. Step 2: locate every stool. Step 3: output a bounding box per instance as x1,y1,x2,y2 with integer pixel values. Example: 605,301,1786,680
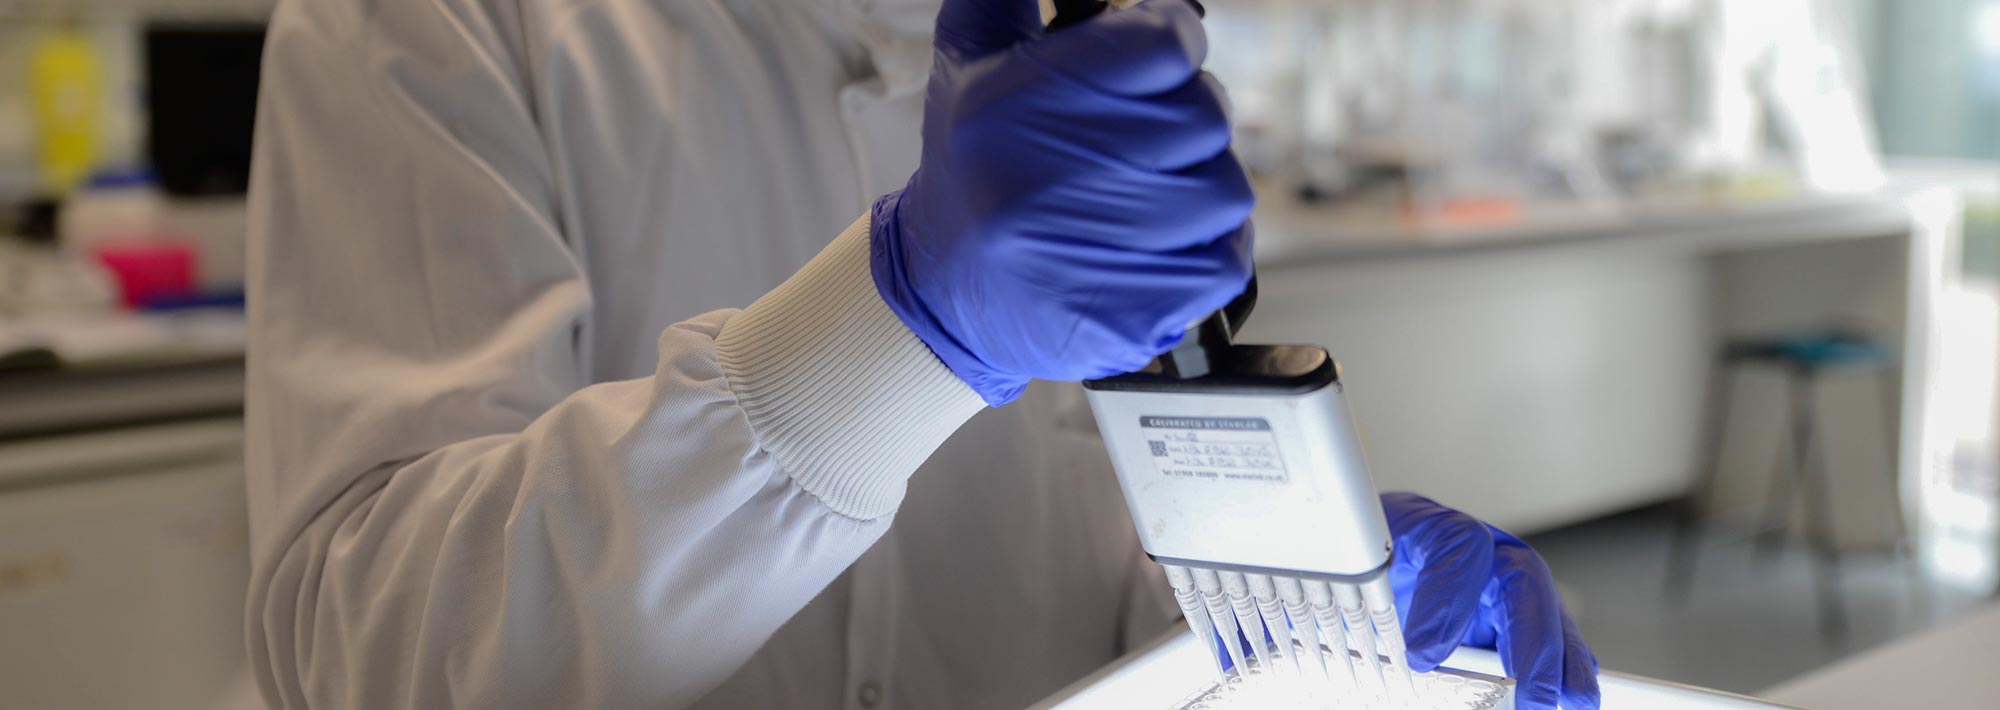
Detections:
1664,330,1919,641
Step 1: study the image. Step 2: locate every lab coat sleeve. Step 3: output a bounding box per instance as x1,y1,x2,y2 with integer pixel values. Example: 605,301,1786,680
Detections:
242,2,984,708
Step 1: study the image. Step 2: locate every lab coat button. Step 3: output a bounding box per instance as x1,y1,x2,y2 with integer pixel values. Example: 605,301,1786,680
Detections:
857,680,883,708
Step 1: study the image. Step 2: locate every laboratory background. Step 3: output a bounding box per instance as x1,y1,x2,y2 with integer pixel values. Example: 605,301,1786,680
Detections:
1,0,1997,708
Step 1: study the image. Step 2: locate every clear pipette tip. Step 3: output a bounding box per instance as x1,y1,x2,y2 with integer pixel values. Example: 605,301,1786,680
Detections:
1192,568,1252,683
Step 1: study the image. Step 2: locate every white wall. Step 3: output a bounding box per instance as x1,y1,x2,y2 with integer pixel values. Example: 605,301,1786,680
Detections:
1242,242,1715,534
1238,224,1912,540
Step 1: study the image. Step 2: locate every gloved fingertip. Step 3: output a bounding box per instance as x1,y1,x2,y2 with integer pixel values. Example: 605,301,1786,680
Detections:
1562,681,1604,710
1398,610,1458,666
1404,644,1450,673
1562,643,1603,709
1516,680,1564,710
933,0,1044,58
1032,0,1207,96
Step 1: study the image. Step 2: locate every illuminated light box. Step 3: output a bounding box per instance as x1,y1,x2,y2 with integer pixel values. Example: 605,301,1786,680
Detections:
1166,654,1514,710
1030,626,1801,710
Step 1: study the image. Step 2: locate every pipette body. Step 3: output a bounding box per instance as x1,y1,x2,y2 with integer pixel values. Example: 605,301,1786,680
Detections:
1084,339,1430,706
1056,1,1437,705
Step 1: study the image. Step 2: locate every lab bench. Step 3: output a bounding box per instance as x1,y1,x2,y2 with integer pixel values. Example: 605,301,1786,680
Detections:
0,356,242,441
1762,600,2000,709
1249,191,1918,266
0,356,251,710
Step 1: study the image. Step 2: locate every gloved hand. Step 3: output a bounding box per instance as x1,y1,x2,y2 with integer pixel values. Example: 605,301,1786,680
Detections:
870,0,1255,406
1383,492,1602,710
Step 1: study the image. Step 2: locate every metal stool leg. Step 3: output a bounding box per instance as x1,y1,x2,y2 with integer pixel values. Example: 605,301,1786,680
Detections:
1792,367,1848,641
1755,370,1801,561
1668,359,1738,600
1875,367,1929,615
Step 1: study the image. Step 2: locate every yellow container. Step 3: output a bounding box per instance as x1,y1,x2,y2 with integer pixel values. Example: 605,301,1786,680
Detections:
30,28,104,194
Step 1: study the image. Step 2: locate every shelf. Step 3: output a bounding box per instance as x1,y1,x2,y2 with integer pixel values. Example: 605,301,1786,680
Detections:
0,0,271,21
0,356,243,440
1252,191,1918,269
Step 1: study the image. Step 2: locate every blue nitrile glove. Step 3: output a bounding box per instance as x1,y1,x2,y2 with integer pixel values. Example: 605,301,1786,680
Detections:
1383,492,1602,710
870,0,1255,406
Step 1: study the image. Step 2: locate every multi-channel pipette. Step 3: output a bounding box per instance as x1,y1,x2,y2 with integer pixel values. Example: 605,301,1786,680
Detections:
1052,0,1464,705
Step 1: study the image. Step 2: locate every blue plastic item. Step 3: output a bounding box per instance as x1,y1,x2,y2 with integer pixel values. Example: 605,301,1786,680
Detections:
140,288,246,311
84,167,159,190
1383,492,1602,710
1770,334,1893,367
869,0,1254,405
1722,330,1894,369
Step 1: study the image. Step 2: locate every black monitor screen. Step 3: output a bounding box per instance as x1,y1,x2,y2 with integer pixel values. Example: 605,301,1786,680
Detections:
145,24,265,197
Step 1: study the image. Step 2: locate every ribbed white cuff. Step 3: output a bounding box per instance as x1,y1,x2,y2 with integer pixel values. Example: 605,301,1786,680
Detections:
715,214,986,520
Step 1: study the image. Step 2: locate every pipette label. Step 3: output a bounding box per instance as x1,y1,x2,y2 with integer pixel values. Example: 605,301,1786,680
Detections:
1140,416,1290,484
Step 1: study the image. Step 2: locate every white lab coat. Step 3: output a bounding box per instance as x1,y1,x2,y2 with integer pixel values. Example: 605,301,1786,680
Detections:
243,0,1176,708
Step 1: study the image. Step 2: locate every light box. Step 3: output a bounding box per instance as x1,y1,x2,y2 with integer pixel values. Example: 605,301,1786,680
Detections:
1029,625,1802,710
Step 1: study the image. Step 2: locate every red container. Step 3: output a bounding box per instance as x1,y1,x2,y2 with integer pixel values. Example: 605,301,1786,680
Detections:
92,241,198,308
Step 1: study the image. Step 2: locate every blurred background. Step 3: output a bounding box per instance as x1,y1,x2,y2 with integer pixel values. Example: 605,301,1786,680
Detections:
0,0,1994,707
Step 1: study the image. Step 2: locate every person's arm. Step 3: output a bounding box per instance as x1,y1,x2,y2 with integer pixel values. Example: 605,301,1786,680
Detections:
243,2,981,708
246,0,1252,706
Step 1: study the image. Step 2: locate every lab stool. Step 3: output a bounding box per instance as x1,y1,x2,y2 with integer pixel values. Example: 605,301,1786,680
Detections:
1664,331,1920,641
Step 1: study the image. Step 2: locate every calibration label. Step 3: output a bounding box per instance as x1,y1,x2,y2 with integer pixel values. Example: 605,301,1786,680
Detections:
1139,416,1289,484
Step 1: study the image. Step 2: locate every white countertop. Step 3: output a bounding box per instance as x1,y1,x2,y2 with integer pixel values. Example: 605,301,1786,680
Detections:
1762,602,2000,710
1251,191,1917,268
